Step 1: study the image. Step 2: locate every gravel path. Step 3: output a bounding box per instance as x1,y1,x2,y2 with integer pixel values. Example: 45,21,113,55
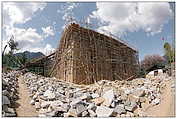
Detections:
15,76,38,117
146,79,175,117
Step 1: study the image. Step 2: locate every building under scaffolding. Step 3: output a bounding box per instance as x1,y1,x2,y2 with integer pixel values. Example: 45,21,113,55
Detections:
50,23,139,84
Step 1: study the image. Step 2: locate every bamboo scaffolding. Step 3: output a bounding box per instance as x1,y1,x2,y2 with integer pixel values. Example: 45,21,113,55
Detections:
51,23,139,84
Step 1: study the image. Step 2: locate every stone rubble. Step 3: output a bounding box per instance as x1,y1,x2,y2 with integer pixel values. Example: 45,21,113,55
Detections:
2,71,174,117
2,71,21,117
19,72,172,117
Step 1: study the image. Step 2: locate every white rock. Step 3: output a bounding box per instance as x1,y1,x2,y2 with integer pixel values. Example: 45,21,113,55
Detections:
32,94,38,100
35,102,41,109
2,90,10,97
88,109,97,117
41,101,51,108
30,100,35,105
87,103,95,110
102,89,114,107
7,108,15,114
70,98,82,106
171,84,175,88
50,100,63,108
91,93,99,98
96,106,113,117
2,105,8,112
44,90,55,100
38,114,47,117
111,101,116,108
152,98,160,105
2,96,10,105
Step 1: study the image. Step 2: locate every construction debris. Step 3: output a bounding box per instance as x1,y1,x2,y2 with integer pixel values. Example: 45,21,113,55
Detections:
15,72,172,117
2,71,21,117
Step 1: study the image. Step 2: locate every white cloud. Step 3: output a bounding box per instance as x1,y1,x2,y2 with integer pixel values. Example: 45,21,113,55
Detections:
3,2,46,27
91,2,173,36
25,43,55,55
60,2,79,29
2,2,47,45
43,44,55,55
42,26,54,38
3,27,55,55
2,2,55,55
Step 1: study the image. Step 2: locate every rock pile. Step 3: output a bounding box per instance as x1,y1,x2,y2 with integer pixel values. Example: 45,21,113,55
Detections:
21,72,170,117
2,71,21,117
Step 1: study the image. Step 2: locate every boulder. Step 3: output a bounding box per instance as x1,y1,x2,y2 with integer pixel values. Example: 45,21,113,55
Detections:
128,94,139,102
50,100,63,108
32,94,38,100
151,98,160,105
39,108,51,114
41,101,50,108
133,89,146,97
2,90,10,97
4,112,16,117
79,94,89,100
44,90,55,100
111,101,116,108
82,111,89,117
87,103,96,110
88,109,97,117
91,97,105,105
91,93,99,98
45,111,56,117
68,108,78,117
7,108,15,114
139,97,146,103
76,103,87,115
70,98,82,106
125,102,138,112
95,106,113,117
2,96,10,105
102,89,114,107
61,104,70,112
120,114,126,117
114,104,126,114
2,105,8,112
35,102,41,109
127,111,134,117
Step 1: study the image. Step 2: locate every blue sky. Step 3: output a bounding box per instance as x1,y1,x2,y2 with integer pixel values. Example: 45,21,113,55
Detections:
2,2,175,61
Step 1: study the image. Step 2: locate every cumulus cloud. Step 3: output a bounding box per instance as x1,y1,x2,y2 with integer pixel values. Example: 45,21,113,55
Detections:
13,28,43,48
3,2,46,27
43,44,55,55
2,2,55,55
91,2,173,36
3,27,55,55
2,2,47,42
60,2,79,29
42,26,54,38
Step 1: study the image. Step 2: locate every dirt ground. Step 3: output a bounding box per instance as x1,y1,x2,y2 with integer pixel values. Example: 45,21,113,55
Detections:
146,79,175,117
15,77,38,117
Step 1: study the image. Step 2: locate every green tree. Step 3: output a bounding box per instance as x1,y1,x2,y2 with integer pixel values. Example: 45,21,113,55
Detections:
2,35,20,69
164,42,175,64
8,36,19,55
18,52,28,67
